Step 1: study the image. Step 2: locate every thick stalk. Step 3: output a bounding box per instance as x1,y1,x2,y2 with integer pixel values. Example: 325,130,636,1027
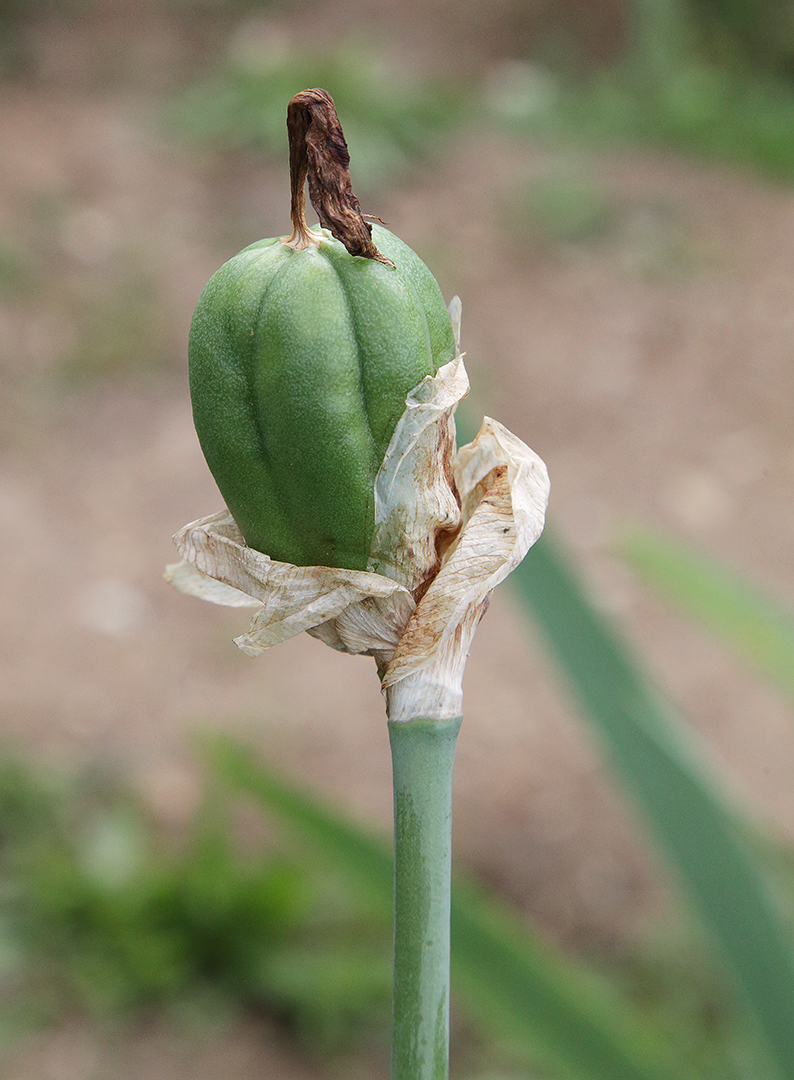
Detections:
388,716,461,1080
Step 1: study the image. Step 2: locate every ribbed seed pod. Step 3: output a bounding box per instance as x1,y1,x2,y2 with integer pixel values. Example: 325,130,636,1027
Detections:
189,222,456,570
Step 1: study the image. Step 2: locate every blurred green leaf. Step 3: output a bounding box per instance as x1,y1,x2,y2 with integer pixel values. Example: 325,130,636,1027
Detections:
256,939,392,1047
0,759,386,1043
207,736,701,1080
617,524,794,705
512,531,794,1080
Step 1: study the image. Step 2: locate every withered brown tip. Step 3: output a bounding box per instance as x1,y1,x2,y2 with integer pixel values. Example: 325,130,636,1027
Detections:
285,88,393,265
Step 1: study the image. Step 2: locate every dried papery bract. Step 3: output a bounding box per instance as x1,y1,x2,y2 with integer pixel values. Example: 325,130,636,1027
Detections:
383,418,549,722
167,366,550,716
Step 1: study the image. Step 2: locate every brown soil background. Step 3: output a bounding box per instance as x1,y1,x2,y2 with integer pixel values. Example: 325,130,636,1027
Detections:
2,2,794,1076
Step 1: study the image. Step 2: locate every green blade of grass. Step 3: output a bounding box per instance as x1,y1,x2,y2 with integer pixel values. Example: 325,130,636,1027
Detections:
206,735,701,1080
617,524,794,704
512,531,794,1080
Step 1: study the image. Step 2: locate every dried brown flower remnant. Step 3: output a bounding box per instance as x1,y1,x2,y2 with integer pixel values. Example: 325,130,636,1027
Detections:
285,88,393,264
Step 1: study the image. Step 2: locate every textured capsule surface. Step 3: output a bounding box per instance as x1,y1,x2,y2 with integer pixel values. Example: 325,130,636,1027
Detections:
189,224,457,570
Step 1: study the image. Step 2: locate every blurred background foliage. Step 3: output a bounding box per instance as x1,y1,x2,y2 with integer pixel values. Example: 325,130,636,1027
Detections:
3,0,794,399
2,522,794,1079
160,0,794,185
1,0,794,1077
169,41,468,192
0,753,393,1051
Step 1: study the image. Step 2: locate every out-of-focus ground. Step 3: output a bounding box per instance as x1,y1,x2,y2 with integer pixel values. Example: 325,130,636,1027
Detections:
2,1,794,1076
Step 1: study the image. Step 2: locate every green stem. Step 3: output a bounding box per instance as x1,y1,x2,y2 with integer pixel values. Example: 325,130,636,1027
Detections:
388,716,462,1080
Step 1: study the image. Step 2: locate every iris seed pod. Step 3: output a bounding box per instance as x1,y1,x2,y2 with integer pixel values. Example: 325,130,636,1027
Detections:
188,89,456,571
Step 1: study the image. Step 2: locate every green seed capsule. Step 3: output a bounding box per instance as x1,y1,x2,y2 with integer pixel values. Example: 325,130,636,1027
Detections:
188,223,457,571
